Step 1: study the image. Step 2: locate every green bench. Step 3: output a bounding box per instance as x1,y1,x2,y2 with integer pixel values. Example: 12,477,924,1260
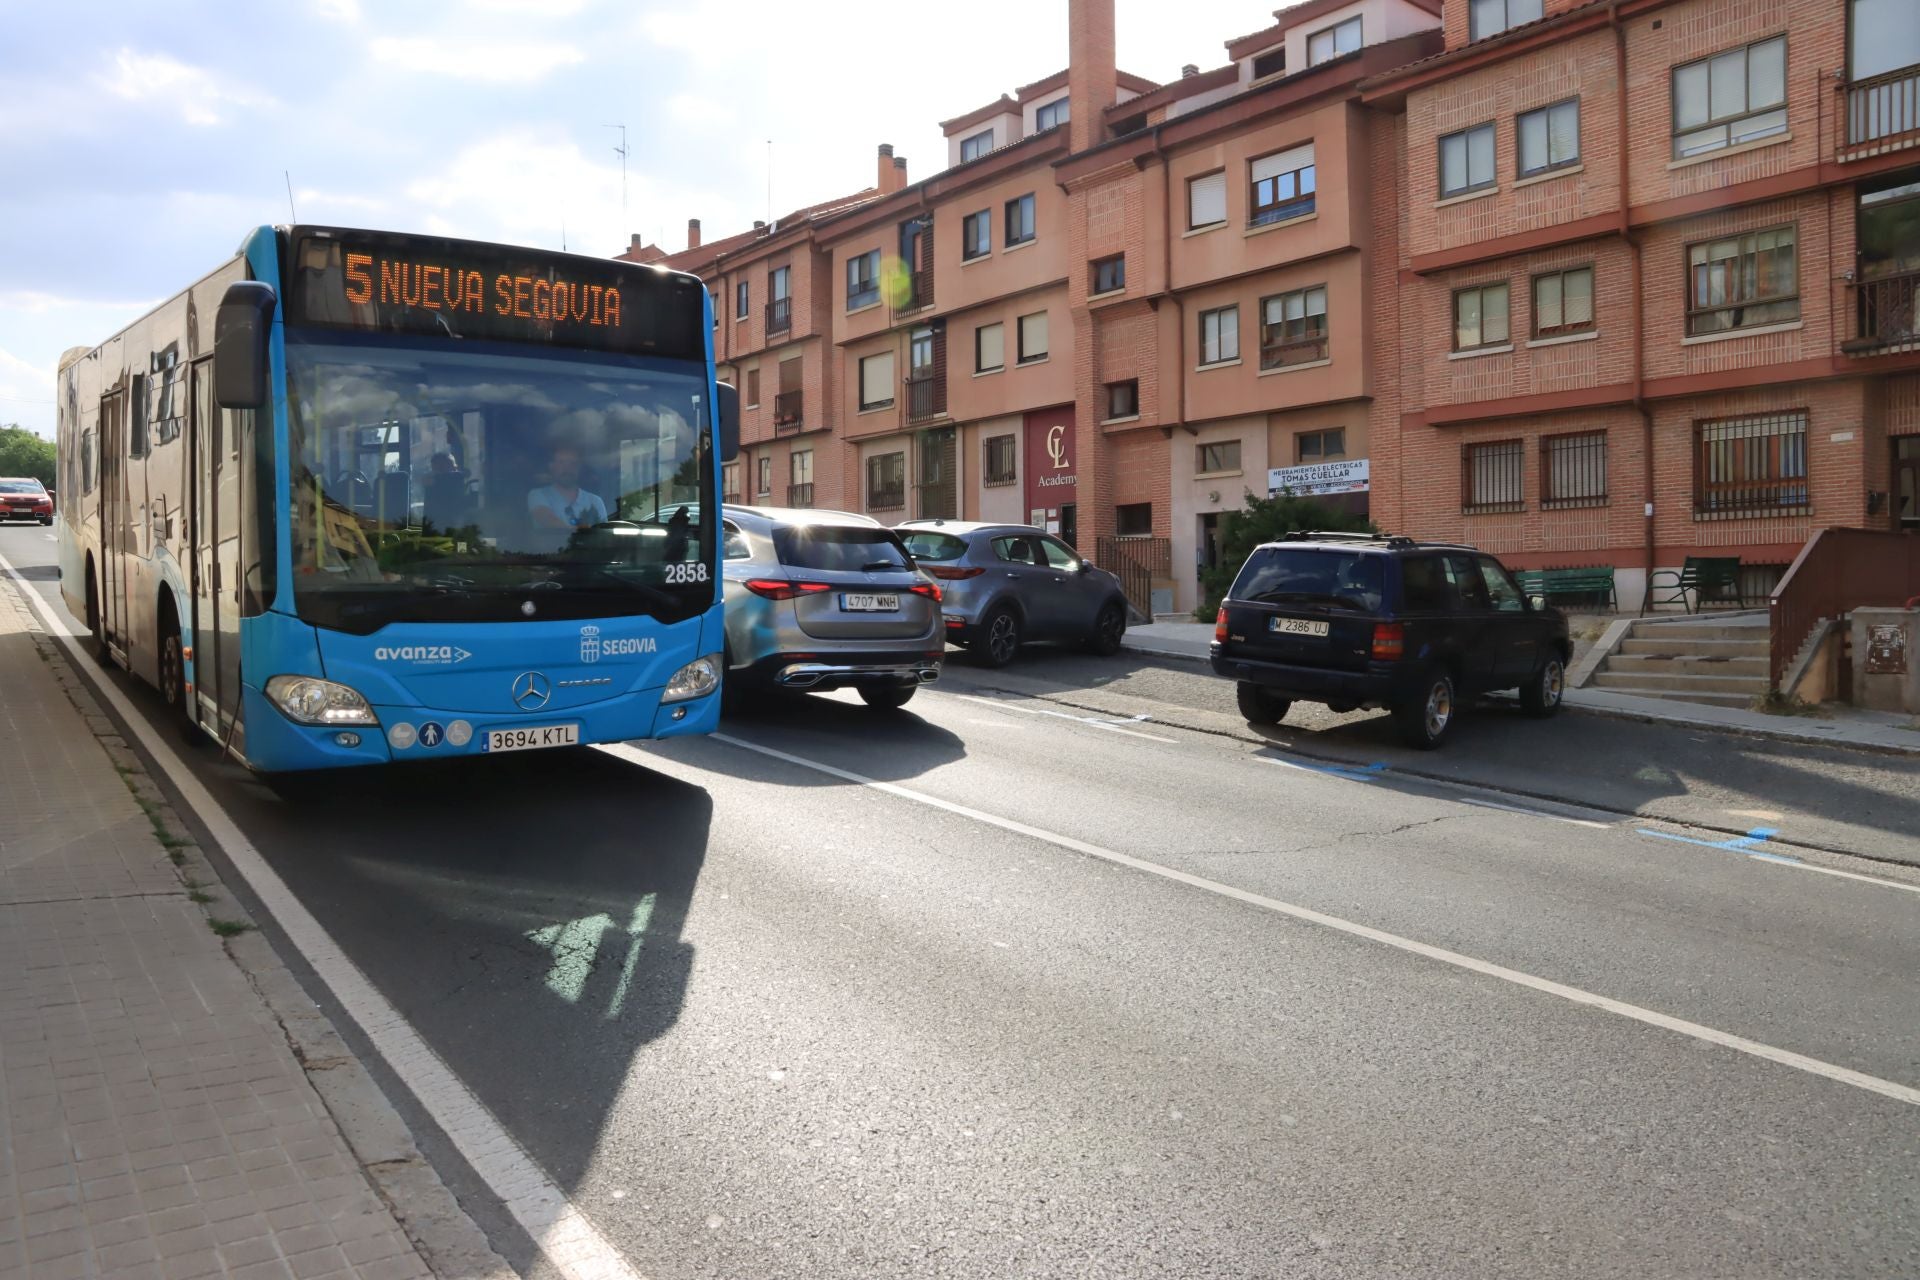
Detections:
1515,566,1617,612
1643,555,1744,614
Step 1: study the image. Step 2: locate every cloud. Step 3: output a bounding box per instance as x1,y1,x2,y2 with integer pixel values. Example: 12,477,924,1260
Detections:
667,93,734,128
369,37,586,83
314,0,360,20
96,49,272,126
294,189,391,219
464,0,591,12
0,347,55,435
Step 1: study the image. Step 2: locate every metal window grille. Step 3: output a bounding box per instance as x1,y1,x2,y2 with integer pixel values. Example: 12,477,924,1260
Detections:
1462,439,1525,513
1540,432,1607,508
1693,411,1810,518
984,435,1017,486
867,453,906,509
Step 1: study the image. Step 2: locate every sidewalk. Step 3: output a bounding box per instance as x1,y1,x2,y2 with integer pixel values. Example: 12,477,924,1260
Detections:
1121,620,1920,755
0,587,440,1278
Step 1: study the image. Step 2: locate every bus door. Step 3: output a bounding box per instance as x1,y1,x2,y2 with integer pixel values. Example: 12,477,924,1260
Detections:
213,407,245,731
187,360,220,731
98,389,127,652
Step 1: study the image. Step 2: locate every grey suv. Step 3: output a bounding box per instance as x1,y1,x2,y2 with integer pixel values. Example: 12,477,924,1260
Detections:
896,521,1129,667
721,505,944,709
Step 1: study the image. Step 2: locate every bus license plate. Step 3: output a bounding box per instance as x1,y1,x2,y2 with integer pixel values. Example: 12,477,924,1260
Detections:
841,593,899,612
484,724,580,753
1270,617,1330,637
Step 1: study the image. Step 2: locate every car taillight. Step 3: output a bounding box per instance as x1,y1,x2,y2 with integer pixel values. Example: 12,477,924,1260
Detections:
1214,606,1228,644
906,582,942,603
744,579,831,601
925,565,985,581
1371,622,1405,661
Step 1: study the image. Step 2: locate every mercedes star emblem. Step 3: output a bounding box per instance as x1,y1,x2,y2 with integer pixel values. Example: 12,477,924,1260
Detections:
512,671,552,710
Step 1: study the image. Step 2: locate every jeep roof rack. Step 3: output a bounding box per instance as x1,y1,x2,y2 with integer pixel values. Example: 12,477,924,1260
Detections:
1279,530,1418,548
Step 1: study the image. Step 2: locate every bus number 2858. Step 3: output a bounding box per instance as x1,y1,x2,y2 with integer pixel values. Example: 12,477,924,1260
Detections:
665,562,711,585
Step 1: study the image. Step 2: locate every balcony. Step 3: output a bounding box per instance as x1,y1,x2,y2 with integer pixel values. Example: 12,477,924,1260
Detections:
773,389,803,435
766,297,791,335
905,371,945,423
1843,271,1920,355
1837,62,1920,159
894,269,933,316
786,482,814,507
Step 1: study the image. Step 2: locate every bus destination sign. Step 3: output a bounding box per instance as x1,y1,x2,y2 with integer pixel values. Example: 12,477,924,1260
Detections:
287,228,705,360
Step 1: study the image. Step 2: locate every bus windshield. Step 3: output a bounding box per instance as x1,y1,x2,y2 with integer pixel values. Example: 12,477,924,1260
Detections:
286,332,714,633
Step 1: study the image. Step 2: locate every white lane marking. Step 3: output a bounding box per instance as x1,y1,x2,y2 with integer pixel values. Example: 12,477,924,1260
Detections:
1456,797,1612,829
948,693,1176,742
644,731,1920,1112
0,549,642,1280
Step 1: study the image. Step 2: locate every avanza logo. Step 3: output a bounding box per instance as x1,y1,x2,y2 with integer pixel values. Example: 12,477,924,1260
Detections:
373,645,471,664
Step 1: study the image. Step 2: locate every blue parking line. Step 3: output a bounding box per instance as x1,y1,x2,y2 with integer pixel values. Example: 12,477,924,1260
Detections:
1282,758,1390,782
1636,825,1801,865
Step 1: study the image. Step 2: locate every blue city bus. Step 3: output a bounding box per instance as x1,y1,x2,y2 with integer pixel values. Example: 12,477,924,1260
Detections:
56,225,738,771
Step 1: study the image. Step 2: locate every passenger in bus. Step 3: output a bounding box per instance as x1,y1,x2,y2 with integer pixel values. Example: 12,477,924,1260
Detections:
527,443,607,550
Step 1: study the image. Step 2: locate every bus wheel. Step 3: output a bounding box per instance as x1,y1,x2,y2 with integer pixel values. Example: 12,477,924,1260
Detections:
84,562,110,667
157,603,195,737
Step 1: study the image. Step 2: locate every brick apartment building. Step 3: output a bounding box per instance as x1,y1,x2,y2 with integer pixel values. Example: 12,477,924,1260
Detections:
625,0,1917,615
1362,0,1920,611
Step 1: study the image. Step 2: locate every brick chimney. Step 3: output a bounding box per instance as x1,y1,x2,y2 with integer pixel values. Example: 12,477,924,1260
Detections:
892,155,908,191
878,143,899,193
687,218,701,250
1067,0,1116,153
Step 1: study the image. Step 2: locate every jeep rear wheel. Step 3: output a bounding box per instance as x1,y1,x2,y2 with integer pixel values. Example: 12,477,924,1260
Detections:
1236,682,1291,726
1395,670,1457,750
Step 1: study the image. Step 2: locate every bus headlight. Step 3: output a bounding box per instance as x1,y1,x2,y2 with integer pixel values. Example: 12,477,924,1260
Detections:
661,654,721,703
265,675,379,726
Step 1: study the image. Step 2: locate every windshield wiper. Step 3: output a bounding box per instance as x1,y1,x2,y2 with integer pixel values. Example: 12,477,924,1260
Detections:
860,559,905,572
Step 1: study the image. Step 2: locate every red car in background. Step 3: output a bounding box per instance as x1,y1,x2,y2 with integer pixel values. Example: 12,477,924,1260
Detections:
0,478,53,525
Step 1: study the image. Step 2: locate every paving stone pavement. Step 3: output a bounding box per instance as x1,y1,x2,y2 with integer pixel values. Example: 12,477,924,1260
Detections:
0,586,437,1280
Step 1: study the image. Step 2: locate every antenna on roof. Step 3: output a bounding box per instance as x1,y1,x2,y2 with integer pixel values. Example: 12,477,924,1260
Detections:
283,171,297,222
765,139,775,233
605,123,629,217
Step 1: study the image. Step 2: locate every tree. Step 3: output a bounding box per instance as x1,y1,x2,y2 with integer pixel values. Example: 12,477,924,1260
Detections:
1196,489,1374,617
0,425,56,488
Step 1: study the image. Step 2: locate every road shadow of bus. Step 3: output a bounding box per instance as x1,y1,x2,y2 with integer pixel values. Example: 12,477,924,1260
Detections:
231,746,712,1199
714,687,969,784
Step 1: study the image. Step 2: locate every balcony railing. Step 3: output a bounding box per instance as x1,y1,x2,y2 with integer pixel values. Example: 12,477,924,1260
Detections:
786,482,813,508
895,269,932,314
1843,271,1920,355
773,390,803,435
1839,62,1920,156
766,297,791,334
905,372,944,423
1770,527,1920,690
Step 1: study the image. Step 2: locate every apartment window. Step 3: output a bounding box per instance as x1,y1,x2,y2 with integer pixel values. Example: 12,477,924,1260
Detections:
756,455,772,496
1532,267,1594,338
867,451,906,509
1297,428,1345,461
735,280,749,319
975,322,1005,373
1695,411,1809,516
1005,193,1036,246
859,351,895,410
722,462,741,503
1673,36,1787,160
1469,0,1542,41
961,129,994,163
1307,16,1361,66
984,434,1017,486
1091,255,1126,295
1517,99,1580,177
962,209,992,261
1106,380,1138,421
1250,144,1315,226
1017,311,1049,364
767,265,791,332
710,291,719,327
1198,440,1242,474
1036,98,1069,132
1198,305,1240,365
1260,285,1329,368
1686,226,1798,336
1454,282,1511,350
745,367,761,408
1187,171,1227,229
1463,439,1525,513
1114,503,1153,537
1541,431,1608,508
789,449,814,506
1251,46,1286,80
847,250,880,309
1439,123,1497,197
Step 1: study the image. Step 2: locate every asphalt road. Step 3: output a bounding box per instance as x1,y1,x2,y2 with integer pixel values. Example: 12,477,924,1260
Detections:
6,523,1918,1280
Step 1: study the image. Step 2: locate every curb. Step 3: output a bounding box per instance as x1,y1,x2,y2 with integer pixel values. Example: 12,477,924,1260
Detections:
0,575,515,1280
1561,694,1920,758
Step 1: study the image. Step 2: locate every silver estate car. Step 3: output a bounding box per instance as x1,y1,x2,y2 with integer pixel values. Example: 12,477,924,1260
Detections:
896,521,1129,667
721,505,945,710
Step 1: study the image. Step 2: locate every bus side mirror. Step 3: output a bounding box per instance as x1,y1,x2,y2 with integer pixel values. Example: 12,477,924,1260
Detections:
715,381,740,463
215,281,277,410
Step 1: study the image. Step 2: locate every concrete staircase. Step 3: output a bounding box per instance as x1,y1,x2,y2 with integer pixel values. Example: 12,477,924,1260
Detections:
1588,615,1770,708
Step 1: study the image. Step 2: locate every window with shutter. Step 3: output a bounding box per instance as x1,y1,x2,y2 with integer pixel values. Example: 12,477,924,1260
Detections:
859,351,894,410
1249,143,1316,225
1188,171,1227,228
975,323,1005,373
1017,312,1048,363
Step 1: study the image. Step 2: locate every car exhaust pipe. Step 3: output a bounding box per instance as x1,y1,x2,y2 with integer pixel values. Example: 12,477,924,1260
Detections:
916,667,941,684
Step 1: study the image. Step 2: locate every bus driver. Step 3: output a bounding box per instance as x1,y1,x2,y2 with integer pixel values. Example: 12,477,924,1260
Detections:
527,443,607,550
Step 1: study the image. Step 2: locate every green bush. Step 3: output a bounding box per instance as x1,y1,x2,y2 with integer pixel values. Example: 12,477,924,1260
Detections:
0,425,56,488
1194,491,1374,618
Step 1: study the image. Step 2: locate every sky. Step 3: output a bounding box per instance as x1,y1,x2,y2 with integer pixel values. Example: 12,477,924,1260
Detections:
0,1,1270,439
